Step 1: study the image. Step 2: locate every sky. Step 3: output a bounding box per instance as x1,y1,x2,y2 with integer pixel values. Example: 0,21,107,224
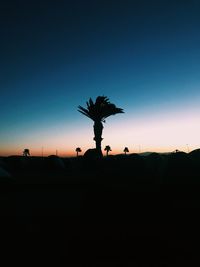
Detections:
0,0,200,156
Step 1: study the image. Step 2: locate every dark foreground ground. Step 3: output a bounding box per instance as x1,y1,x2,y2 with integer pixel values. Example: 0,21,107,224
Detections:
1,152,200,266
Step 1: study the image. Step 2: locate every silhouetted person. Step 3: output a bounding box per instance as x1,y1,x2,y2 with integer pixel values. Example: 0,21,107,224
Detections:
78,96,124,158
23,149,30,156
104,145,112,156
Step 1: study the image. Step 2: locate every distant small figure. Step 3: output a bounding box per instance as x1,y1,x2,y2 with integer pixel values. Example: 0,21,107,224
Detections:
104,145,112,157
23,149,30,157
124,147,129,155
75,147,82,157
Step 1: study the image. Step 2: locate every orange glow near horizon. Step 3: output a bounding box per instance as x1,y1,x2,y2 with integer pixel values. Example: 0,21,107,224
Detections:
1,1,200,159
0,108,199,157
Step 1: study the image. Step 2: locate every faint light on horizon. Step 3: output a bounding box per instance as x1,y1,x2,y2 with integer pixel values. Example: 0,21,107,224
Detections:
104,109,200,153
0,107,199,156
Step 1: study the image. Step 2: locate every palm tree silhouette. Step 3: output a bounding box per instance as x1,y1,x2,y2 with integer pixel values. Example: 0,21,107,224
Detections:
124,147,129,155
75,147,82,157
78,96,124,157
23,149,30,156
104,145,112,156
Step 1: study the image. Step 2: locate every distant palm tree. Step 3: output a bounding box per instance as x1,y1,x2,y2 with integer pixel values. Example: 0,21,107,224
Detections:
104,145,112,156
23,149,30,156
124,147,129,155
75,147,82,157
78,96,124,157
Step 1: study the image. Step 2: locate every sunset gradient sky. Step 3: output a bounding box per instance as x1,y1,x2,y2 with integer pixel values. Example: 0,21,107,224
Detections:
1,0,200,156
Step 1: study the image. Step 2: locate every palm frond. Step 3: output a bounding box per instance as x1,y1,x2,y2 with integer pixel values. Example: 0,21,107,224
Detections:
89,98,94,107
78,96,124,121
101,103,124,120
77,106,91,119
95,96,110,106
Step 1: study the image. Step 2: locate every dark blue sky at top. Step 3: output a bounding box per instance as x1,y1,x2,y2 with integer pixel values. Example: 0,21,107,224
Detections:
1,0,200,152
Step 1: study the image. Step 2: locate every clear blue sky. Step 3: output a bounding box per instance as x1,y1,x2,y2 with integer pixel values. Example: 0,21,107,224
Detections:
1,0,200,156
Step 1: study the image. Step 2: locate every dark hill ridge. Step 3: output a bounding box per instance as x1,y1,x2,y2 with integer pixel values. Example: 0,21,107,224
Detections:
0,149,199,185
2,149,200,265
189,148,200,159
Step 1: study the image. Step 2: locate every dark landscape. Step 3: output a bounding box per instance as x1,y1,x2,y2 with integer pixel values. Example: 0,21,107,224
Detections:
1,1,200,266
1,150,200,266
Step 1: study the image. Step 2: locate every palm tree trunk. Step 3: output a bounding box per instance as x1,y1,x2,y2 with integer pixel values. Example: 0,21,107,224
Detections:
93,121,103,157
